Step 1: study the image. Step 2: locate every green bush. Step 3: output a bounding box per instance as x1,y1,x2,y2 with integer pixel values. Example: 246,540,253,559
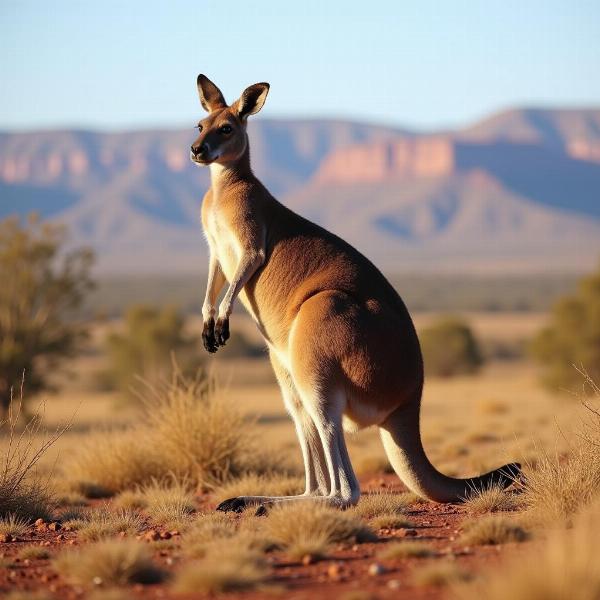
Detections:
103,304,201,398
0,214,94,413
420,316,483,377
530,265,600,392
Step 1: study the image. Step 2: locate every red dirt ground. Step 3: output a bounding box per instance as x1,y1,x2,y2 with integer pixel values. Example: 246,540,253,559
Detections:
0,474,529,599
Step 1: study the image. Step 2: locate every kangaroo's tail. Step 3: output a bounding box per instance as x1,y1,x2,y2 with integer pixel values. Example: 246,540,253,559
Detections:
379,399,520,503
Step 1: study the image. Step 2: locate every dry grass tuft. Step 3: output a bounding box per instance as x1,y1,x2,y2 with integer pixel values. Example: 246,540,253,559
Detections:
413,561,471,587
54,539,165,586
63,372,285,496
285,536,329,562
0,513,29,537
264,502,376,549
378,541,436,559
19,546,51,560
183,513,238,558
138,480,196,529
455,498,600,600
350,492,412,519
522,372,600,525
77,507,145,542
460,515,529,546
173,546,268,594
522,441,600,525
369,513,415,530
462,483,521,514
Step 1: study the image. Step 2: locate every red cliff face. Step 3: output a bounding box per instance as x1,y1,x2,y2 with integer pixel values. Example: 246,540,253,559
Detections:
314,137,455,184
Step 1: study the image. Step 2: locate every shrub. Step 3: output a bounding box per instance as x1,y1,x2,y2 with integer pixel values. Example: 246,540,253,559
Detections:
0,214,93,413
530,265,600,392
64,371,278,494
420,317,483,377
103,304,200,399
0,393,65,521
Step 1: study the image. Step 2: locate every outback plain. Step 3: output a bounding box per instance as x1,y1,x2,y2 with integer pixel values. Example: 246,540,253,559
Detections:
2,270,600,600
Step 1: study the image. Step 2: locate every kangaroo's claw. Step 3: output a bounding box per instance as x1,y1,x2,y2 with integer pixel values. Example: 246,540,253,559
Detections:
215,317,230,346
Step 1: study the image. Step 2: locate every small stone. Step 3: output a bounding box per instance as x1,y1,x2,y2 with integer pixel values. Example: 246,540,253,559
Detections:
56,534,65,541
160,531,172,540
144,530,160,542
169,530,180,537
351,544,360,552
368,563,385,576
327,562,342,580
119,531,126,538
68,540,76,545
0,533,13,543
48,522,61,532
34,518,46,528
43,541,52,546
387,579,401,590
92,576,103,586
165,557,174,566
301,554,314,565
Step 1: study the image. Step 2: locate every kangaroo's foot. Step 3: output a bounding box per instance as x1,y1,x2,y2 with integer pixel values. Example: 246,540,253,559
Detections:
215,493,355,514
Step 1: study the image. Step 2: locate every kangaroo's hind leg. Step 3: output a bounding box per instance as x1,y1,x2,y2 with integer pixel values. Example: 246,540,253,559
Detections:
216,351,330,513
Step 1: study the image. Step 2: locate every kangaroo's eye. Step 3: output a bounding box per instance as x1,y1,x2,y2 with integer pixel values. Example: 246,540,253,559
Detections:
195,124,203,132
220,124,233,134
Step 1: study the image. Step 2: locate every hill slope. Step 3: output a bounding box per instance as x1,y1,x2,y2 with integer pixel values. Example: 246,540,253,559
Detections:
0,108,599,273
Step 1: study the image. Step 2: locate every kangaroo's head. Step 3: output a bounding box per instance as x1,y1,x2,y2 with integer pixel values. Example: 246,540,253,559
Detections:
190,75,269,167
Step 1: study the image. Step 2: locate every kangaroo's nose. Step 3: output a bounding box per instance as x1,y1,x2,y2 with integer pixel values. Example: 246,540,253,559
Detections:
191,143,208,158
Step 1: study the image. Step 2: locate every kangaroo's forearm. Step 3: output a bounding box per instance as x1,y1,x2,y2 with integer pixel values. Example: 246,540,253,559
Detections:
202,255,226,320
218,249,265,319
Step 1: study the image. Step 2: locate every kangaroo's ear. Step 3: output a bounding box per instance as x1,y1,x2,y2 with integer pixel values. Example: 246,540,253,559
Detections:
234,82,270,120
197,74,227,112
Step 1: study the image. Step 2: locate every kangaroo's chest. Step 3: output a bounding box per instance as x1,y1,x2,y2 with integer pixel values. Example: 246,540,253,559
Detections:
205,207,240,282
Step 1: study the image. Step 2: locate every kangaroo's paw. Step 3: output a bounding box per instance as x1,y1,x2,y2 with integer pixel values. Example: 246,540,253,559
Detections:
216,496,248,513
202,317,218,353
215,317,230,347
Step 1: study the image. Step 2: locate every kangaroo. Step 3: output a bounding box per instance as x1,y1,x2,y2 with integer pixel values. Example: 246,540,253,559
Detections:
190,74,520,512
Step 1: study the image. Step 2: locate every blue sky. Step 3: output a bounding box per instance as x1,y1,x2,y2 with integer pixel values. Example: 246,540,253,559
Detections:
1,0,599,131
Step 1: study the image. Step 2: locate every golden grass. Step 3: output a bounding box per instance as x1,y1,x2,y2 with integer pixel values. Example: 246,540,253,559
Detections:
522,439,600,525
462,483,521,514
77,507,145,542
378,541,436,559
460,515,529,546
350,492,412,519
285,534,330,561
369,513,415,530
455,499,600,600
172,546,269,594
54,539,164,586
19,546,51,560
0,513,29,537
263,502,376,548
138,480,196,529
182,513,238,558
63,373,284,496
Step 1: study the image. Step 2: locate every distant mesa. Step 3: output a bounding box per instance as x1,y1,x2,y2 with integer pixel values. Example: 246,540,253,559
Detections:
0,107,599,274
